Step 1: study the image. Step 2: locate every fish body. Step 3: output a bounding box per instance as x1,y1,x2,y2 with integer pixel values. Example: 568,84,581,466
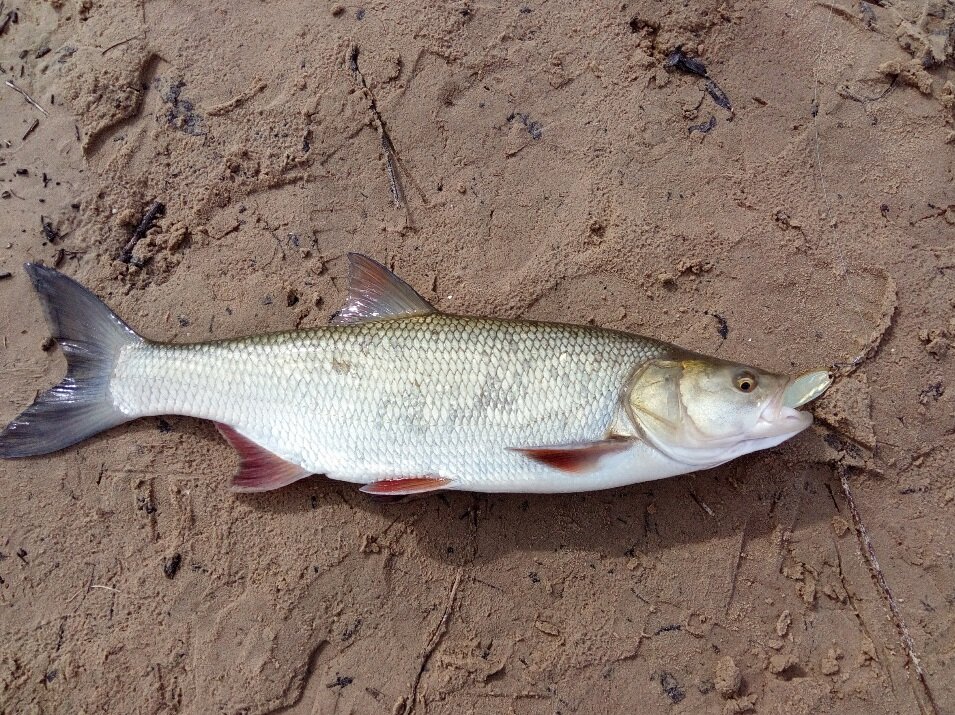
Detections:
112,316,683,492
0,255,832,494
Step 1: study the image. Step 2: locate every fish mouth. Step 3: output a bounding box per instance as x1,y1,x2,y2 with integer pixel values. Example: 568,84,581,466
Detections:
758,369,833,435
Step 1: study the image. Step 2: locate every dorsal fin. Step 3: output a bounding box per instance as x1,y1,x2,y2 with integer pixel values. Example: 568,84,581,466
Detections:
330,254,436,325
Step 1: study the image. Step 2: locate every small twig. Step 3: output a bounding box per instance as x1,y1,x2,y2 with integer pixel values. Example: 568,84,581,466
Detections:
101,35,142,56
21,118,39,141
405,569,462,714
5,79,49,116
349,46,405,209
839,466,938,714
688,488,715,516
382,136,404,208
119,201,165,263
91,584,119,593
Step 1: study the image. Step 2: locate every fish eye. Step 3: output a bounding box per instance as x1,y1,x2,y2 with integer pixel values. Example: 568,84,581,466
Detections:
734,372,757,393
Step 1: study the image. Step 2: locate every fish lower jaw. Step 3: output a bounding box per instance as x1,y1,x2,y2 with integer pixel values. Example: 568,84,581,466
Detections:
755,406,813,436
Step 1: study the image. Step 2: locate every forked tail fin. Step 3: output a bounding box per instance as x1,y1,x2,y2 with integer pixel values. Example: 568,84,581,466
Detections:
0,264,143,458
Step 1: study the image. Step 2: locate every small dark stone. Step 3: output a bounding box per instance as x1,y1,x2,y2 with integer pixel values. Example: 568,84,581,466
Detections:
41,336,56,352
156,418,172,433
163,553,182,579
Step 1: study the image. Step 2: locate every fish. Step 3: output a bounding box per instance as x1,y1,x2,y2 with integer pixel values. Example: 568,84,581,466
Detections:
0,254,833,495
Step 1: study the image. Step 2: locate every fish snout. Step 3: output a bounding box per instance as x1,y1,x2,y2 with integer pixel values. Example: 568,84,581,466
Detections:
781,369,833,409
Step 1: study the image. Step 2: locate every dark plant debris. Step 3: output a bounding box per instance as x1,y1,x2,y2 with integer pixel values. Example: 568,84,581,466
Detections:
665,47,733,115
918,381,944,405
0,9,16,36
160,79,204,136
654,623,682,635
660,672,686,703
119,200,166,264
41,217,60,243
22,118,39,141
706,311,729,339
688,115,717,134
705,80,732,111
664,48,709,77
507,111,543,140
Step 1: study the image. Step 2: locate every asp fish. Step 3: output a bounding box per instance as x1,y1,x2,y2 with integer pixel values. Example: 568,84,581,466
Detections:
0,255,832,495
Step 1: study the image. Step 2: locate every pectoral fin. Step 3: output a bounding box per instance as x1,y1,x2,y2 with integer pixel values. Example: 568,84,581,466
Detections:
215,423,312,492
511,438,634,473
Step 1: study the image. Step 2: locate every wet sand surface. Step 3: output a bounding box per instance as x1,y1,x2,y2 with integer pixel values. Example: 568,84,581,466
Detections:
1,1,953,713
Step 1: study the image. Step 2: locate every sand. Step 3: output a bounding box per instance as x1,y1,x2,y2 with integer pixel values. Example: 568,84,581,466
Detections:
0,0,953,713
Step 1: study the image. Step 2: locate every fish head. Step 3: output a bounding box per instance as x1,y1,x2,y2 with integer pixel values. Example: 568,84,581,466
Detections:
625,356,832,468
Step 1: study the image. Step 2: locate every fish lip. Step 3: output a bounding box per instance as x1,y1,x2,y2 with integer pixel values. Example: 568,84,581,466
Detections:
759,373,828,433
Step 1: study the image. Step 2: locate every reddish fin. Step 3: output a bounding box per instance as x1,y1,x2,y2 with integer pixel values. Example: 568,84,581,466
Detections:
359,476,452,495
511,439,633,473
215,423,312,492
330,253,435,325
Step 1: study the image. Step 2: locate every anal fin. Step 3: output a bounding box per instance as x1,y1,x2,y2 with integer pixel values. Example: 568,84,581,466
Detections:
359,476,452,495
215,423,312,492
511,438,634,473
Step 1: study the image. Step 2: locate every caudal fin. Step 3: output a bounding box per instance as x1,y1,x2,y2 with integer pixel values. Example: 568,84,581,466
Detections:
0,264,142,458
